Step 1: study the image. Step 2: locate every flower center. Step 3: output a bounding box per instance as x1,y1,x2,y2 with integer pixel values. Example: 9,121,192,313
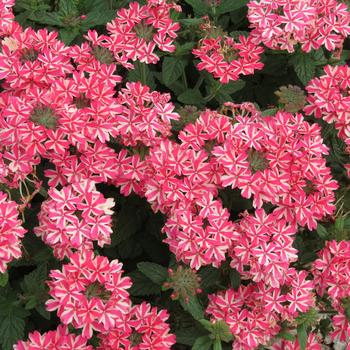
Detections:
134,21,156,42
247,149,268,173
92,46,115,65
85,282,111,301
30,105,58,130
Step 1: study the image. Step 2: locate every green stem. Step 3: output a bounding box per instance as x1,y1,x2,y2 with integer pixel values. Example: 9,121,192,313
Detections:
139,62,147,85
203,84,222,102
194,75,204,90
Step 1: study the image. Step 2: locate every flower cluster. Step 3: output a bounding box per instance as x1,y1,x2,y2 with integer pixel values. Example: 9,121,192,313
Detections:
312,240,350,344
0,0,14,37
14,325,93,350
229,209,298,288
46,251,132,339
193,32,264,83
97,302,176,350
206,270,315,349
115,81,180,146
304,64,350,176
0,191,26,273
35,180,115,259
247,0,350,52
84,0,181,68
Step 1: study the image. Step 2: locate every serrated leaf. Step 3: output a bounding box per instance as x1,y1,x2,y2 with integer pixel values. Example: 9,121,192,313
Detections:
184,0,210,16
80,9,116,30
162,57,185,86
178,89,204,106
316,224,329,239
176,42,196,56
216,0,248,15
137,262,168,285
128,271,161,296
180,295,204,320
0,313,26,350
179,18,204,27
0,272,8,287
30,12,63,26
59,27,80,44
192,335,213,350
291,52,315,85
297,324,308,350
0,291,29,350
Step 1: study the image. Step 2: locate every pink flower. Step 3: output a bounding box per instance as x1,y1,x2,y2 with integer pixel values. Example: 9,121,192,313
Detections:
35,180,115,259
46,251,132,339
97,302,176,350
0,190,26,272
193,33,264,83
14,325,93,350
247,0,350,53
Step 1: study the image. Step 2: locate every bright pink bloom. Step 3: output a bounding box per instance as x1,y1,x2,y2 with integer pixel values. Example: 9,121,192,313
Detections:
46,251,132,339
0,190,26,272
97,302,176,350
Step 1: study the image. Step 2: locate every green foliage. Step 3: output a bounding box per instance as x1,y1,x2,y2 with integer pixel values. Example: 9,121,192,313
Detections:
137,262,168,285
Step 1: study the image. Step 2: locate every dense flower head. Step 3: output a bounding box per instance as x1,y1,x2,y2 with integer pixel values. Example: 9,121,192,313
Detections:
91,0,182,67
0,27,72,92
0,0,15,37
272,332,322,350
206,271,315,350
312,240,350,304
35,180,115,259
14,325,93,350
304,64,350,175
0,190,26,272
46,250,132,339
97,302,176,350
193,31,264,83
229,209,298,288
179,105,338,229
115,81,180,146
312,240,350,344
247,0,350,52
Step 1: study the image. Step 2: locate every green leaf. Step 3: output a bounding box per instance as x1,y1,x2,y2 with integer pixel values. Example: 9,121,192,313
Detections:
277,330,296,342
216,0,248,15
176,326,208,346
137,262,168,285
229,269,241,290
176,42,196,56
178,89,204,106
192,335,213,350
199,266,220,290
179,18,204,27
261,108,278,116
184,0,210,16
0,272,8,287
180,295,204,320
297,324,308,350
0,290,29,350
59,27,80,44
296,308,318,328
316,224,329,239
162,57,185,86
128,271,161,296
20,265,48,312
80,9,116,30
31,12,63,26
290,52,315,85
128,63,156,89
